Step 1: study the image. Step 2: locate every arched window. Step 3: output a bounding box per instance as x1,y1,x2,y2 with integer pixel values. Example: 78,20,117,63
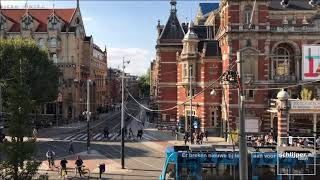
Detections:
38,38,45,48
50,37,57,48
244,6,252,25
271,43,297,81
274,47,290,76
52,53,58,63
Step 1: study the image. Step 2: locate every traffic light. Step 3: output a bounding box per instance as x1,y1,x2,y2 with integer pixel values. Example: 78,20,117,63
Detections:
280,0,290,8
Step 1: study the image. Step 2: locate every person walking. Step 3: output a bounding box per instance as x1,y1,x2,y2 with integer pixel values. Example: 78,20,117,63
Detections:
75,156,84,177
68,140,74,154
129,128,133,139
204,130,208,141
103,127,109,139
59,158,68,176
46,149,55,168
184,132,189,145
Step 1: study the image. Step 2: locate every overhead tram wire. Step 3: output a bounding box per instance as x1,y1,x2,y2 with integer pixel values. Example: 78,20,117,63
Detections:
126,61,239,112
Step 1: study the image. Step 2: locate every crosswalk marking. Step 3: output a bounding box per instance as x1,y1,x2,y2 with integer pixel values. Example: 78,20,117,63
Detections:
61,132,159,142
78,134,87,141
93,133,101,139
70,134,84,141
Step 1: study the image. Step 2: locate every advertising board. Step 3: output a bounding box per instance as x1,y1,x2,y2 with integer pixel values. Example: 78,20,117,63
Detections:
302,45,320,81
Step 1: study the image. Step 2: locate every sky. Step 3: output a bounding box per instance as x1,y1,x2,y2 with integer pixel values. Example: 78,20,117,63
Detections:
2,0,219,76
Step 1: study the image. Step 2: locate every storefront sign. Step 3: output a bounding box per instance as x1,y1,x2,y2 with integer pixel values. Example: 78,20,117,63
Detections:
290,101,320,110
302,45,320,81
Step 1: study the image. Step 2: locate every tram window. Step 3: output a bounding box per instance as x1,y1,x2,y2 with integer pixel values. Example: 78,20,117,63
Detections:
165,163,175,180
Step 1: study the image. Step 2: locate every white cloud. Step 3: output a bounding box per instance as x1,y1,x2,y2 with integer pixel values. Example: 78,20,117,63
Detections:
83,17,93,22
107,48,152,76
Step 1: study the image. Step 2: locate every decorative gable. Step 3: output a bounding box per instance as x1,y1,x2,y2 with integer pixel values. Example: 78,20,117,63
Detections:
0,14,7,30
48,14,61,31
21,13,33,30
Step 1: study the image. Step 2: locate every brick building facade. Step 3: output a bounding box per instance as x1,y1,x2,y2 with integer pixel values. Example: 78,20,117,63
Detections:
151,0,320,136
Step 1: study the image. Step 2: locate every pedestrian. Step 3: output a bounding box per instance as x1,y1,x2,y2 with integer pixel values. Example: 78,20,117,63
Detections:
316,136,320,149
60,158,68,176
204,130,208,141
46,149,55,168
140,129,143,139
171,126,175,136
184,132,188,145
68,140,74,154
124,128,128,138
33,128,38,140
129,128,133,139
75,156,83,177
103,127,109,139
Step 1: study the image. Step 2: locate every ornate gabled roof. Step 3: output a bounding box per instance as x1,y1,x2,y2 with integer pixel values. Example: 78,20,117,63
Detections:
1,8,76,32
159,6,185,41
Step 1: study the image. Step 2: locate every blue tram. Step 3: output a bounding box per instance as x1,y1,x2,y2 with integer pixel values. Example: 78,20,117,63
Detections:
160,145,320,180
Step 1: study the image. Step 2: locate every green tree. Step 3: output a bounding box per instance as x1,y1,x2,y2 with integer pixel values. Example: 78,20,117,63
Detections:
0,39,60,179
138,68,150,97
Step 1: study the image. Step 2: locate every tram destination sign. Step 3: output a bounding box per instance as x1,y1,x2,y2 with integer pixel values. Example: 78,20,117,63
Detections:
290,101,320,110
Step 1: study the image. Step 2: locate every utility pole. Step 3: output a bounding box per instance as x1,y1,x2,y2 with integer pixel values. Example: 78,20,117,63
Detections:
189,65,193,136
121,57,130,169
86,78,91,154
237,52,248,180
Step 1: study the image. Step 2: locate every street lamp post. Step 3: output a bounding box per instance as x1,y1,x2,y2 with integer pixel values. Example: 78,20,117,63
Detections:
189,65,193,137
86,79,92,154
121,57,130,169
237,52,248,180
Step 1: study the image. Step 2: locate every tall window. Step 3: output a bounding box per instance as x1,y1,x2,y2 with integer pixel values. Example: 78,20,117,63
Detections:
273,47,290,76
183,64,188,77
244,6,252,25
50,38,58,48
38,38,45,49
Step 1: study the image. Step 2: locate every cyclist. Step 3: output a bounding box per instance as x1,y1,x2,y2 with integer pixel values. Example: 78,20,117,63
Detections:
75,156,84,177
59,158,68,177
46,149,55,168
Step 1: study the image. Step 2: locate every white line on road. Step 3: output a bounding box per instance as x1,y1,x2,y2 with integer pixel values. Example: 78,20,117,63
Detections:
143,133,159,141
68,133,83,141
96,135,103,141
93,133,101,139
77,134,87,141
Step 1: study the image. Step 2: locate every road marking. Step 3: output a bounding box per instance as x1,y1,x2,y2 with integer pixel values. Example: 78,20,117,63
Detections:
93,133,101,139
143,133,159,141
96,135,103,141
109,133,118,141
64,134,76,141
68,133,83,141
77,134,87,141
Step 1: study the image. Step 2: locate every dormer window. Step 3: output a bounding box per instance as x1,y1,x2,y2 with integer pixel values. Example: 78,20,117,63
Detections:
48,15,60,30
52,53,58,63
21,14,33,30
0,15,6,30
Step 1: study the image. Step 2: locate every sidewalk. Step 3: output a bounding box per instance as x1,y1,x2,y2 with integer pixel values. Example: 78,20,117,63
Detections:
38,150,130,179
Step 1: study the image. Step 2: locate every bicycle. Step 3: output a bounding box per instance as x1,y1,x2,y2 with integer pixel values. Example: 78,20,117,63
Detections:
57,166,67,179
74,165,90,178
